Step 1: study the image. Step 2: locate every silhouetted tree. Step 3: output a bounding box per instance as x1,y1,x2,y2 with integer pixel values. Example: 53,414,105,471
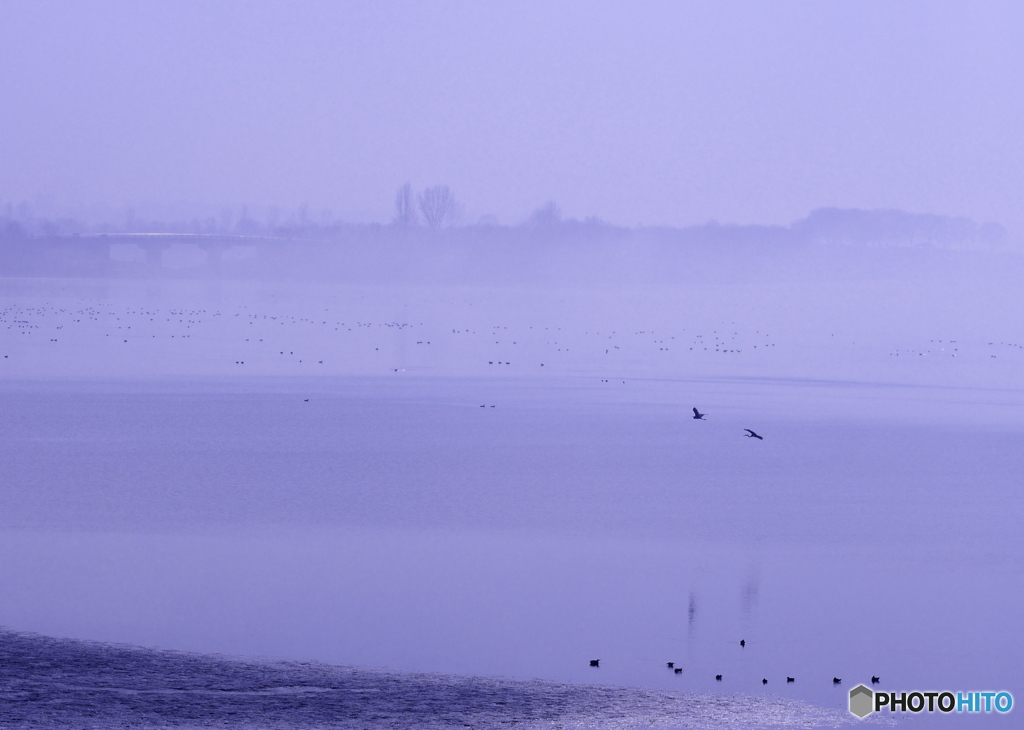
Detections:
2,219,26,239
219,206,235,233
393,182,417,227
418,185,459,228
265,207,280,232
528,201,562,227
235,206,262,235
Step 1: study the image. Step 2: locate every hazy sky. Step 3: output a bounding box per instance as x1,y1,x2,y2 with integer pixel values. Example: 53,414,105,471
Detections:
2,1,1022,229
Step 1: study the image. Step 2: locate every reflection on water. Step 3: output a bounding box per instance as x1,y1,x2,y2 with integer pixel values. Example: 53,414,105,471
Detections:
0,377,1021,729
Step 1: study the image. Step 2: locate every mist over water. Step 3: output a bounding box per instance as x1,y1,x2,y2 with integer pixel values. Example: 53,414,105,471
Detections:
2,236,1022,729
3,3,1024,727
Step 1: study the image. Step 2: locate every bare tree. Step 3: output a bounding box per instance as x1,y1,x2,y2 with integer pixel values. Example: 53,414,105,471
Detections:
265,206,280,232
528,201,562,227
235,205,261,235
219,206,235,233
418,185,460,228
393,182,417,227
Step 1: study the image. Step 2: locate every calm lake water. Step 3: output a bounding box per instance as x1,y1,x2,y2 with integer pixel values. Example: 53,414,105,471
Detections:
1,374,1020,728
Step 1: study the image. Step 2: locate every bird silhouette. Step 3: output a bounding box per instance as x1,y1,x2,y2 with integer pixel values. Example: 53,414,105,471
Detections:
674,667,683,674
833,677,842,684
871,676,880,684
787,677,795,683
666,662,674,669
715,674,723,681
740,639,746,647
692,407,706,420
744,429,763,440
762,678,768,685
589,659,600,667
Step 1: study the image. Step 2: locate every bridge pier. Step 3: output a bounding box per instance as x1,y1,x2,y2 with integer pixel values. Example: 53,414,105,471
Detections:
197,241,232,273
140,241,173,268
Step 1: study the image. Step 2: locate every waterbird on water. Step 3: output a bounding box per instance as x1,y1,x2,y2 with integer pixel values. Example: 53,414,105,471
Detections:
692,408,706,420
744,429,763,440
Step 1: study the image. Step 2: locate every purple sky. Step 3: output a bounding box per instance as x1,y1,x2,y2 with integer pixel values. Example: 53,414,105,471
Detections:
2,1,1022,230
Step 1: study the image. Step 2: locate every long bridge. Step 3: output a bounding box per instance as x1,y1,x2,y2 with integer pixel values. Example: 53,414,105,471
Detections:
0,232,300,275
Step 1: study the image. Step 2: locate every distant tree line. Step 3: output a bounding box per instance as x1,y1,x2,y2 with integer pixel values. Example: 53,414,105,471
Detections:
0,196,1012,251
793,207,1007,250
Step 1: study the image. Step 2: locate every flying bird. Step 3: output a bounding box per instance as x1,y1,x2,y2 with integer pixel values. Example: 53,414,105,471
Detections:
692,408,706,420
872,676,880,684
589,659,600,667
744,429,763,440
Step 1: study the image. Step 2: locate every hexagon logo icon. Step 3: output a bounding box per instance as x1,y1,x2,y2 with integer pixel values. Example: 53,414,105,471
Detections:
849,684,874,718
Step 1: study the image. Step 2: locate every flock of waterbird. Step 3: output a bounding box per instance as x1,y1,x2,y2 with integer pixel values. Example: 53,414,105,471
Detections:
0,294,1001,703
586,415,895,691
585,410,771,689
0,298,785,380
3,296,1018,383
590,642,882,689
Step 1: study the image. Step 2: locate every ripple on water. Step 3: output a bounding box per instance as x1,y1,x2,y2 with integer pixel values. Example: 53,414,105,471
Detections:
0,628,885,729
